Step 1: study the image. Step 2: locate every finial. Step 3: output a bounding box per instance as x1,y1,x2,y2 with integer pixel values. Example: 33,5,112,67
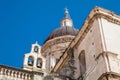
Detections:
64,8,70,18
60,7,73,27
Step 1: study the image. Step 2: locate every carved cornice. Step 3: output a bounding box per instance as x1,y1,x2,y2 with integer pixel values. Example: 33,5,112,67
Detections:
74,7,120,48
98,72,120,80
95,51,118,61
41,35,74,53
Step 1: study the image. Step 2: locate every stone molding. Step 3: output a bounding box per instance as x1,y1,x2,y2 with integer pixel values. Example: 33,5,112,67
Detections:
41,35,75,53
98,72,120,80
74,7,120,48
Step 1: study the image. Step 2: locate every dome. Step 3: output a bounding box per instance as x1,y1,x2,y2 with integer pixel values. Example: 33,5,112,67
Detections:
44,8,79,43
44,26,78,43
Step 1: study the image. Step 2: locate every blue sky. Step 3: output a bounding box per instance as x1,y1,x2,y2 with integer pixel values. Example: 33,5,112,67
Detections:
0,0,120,68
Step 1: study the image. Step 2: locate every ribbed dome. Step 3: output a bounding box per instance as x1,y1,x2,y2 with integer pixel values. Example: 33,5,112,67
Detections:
44,26,78,43
44,8,79,43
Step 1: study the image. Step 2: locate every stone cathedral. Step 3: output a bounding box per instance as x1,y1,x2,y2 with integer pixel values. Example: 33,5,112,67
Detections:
1,6,120,80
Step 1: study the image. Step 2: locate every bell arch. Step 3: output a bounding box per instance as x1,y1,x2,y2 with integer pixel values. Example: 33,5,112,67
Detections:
36,58,42,68
28,56,34,66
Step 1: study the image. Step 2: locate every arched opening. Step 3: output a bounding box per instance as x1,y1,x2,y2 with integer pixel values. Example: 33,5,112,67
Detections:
34,46,39,53
28,56,34,66
79,50,86,75
36,58,42,68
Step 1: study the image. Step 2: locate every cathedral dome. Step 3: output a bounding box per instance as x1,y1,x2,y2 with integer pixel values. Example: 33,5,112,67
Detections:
45,26,78,43
42,8,78,61
44,8,78,43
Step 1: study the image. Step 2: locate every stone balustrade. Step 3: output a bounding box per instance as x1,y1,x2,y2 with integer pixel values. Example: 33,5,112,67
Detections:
0,65,31,80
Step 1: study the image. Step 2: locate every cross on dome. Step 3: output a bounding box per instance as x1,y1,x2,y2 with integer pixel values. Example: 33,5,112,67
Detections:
64,8,71,18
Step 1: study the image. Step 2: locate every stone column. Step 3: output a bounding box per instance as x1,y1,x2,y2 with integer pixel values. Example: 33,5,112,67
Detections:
33,58,37,68
23,56,29,67
0,68,3,79
0,68,3,75
28,74,30,80
25,74,27,79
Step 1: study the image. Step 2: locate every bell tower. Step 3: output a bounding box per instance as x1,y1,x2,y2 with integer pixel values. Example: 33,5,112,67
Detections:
23,41,46,72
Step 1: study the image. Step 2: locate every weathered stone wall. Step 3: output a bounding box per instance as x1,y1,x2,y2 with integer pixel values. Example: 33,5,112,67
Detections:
74,19,108,80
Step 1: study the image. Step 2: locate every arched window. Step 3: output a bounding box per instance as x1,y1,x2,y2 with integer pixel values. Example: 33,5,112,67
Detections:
28,56,34,66
34,46,39,53
79,50,86,75
36,58,42,68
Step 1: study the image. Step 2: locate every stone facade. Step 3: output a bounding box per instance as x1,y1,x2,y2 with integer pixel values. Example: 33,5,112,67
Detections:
1,7,120,80
52,7,120,80
0,64,43,80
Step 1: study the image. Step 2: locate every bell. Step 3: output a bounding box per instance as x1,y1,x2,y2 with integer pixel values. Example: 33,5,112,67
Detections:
37,63,42,68
28,60,33,66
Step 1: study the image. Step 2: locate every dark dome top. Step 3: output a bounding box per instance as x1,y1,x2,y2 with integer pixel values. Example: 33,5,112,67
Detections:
44,26,79,43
